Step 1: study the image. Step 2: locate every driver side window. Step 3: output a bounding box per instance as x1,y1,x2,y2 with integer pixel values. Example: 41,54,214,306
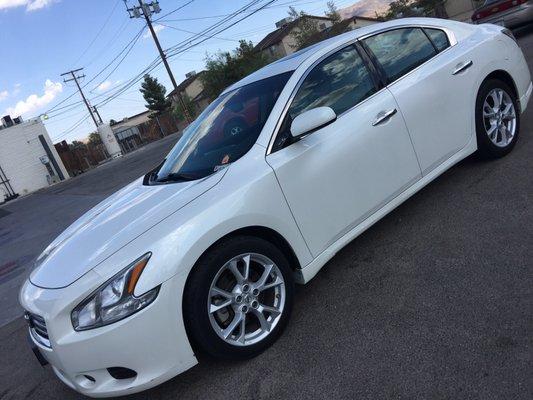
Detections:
273,45,376,151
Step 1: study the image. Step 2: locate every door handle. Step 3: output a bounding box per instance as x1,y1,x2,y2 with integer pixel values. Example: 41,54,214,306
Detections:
372,108,397,126
452,60,473,75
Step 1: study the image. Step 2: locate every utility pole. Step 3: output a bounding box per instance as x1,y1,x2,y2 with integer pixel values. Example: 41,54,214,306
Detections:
127,0,192,123
93,105,103,124
61,68,100,128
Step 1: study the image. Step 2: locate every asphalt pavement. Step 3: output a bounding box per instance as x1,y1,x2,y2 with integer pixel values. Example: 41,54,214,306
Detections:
0,29,532,400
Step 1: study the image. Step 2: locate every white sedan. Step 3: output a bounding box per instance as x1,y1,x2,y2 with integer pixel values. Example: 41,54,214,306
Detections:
20,18,531,397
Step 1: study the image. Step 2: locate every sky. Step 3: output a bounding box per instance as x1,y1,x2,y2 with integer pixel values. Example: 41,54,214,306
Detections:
0,0,363,143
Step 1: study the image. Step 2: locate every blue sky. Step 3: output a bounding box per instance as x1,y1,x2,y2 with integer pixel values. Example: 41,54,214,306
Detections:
0,0,358,143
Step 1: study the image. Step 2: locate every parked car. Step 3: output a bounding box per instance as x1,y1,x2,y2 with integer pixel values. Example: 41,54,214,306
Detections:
20,18,531,397
472,0,533,27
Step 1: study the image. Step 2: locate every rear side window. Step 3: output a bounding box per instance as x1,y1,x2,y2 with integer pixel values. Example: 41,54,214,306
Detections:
425,28,450,52
363,28,437,83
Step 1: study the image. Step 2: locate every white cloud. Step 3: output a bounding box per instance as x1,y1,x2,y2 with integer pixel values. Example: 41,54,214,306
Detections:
97,81,112,92
0,0,56,11
13,83,21,95
26,0,54,11
0,90,8,102
95,80,121,93
143,24,164,39
5,79,62,117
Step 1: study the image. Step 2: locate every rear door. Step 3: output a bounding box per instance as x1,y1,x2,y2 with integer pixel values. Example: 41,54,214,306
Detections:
362,27,473,174
266,45,421,256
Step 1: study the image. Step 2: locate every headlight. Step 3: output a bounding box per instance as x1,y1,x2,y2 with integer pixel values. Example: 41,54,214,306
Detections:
71,253,159,331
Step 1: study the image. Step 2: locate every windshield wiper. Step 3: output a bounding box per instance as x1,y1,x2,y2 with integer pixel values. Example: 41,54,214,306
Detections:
156,172,200,183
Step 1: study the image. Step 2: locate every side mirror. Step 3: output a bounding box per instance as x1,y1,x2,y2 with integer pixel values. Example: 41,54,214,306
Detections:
290,106,336,138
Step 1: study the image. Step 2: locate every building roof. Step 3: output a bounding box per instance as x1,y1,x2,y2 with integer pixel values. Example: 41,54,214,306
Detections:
299,16,379,48
353,15,380,22
254,15,333,51
110,110,153,132
167,71,205,98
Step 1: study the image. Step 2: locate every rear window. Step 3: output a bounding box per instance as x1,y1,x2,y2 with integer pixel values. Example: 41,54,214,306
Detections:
425,28,450,52
363,28,437,83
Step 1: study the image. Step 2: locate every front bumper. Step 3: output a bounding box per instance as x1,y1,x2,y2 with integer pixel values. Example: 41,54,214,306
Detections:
19,272,197,398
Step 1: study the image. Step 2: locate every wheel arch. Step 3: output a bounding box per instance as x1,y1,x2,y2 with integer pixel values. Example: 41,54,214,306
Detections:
188,225,302,277
181,225,301,354
481,69,519,99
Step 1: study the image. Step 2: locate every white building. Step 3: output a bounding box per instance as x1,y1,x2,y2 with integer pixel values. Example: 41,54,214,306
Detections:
0,115,69,202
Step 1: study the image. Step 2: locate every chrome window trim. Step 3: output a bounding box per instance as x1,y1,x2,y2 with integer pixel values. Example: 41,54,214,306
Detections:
265,24,457,155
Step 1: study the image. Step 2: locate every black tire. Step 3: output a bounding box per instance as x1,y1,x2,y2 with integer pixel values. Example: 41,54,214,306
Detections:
183,235,294,360
475,79,520,159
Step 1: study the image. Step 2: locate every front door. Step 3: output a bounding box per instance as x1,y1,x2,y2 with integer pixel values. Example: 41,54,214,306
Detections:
266,45,421,257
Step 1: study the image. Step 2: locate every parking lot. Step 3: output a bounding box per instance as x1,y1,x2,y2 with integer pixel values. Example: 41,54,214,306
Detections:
1,29,533,400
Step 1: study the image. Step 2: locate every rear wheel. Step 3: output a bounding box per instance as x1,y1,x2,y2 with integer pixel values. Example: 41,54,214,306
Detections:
475,79,520,158
183,236,294,360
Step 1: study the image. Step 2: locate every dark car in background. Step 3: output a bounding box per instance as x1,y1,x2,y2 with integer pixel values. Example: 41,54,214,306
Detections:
472,0,533,27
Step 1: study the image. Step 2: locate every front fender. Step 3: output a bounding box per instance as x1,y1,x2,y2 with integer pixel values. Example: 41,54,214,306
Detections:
94,144,312,297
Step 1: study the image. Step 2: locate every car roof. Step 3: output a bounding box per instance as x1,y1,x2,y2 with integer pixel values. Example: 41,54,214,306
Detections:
223,17,463,94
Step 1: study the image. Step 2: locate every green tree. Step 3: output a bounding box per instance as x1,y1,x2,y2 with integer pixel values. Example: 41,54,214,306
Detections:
324,1,341,24
173,94,197,122
70,140,86,150
87,132,102,146
380,0,448,20
288,6,321,49
140,74,171,116
200,40,269,100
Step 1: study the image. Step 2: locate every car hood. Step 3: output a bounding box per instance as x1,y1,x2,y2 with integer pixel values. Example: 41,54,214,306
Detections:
30,171,226,289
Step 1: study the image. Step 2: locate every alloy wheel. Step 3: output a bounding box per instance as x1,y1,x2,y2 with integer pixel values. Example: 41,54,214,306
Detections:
482,88,517,147
207,253,286,346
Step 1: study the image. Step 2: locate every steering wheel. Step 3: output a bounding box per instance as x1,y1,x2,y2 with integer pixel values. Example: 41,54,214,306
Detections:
223,117,248,139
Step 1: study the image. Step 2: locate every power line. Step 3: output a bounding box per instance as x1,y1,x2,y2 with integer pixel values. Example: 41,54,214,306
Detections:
127,0,192,123
156,22,239,42
90,27,145,92
94,0,274,110
53,114,91,142
153,0,195,21
82,25,146,91
71,0,122,67
61,68,99,127
167,0,276,58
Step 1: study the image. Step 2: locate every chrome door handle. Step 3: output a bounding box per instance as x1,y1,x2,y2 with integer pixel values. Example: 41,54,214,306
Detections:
372,108,397,126
452,60,473,75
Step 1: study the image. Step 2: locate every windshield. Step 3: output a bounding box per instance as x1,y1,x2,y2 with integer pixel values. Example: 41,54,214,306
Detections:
153,71,292,183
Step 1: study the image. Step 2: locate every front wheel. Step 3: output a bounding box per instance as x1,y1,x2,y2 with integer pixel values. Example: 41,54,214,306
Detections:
183,236,294,360
475,79,520,159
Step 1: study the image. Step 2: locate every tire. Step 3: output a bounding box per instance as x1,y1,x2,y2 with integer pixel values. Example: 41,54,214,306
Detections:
183,236,294,360
475,79,520,159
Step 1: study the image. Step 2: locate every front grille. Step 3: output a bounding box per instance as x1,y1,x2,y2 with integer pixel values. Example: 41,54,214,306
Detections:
25,311,51,347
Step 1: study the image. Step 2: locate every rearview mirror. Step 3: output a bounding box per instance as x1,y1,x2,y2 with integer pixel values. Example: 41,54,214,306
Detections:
290,106,336,138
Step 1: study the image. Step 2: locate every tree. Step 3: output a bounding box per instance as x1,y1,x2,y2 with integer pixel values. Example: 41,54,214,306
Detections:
70,140,86,150
288,6,321,49
140,74,171,116
87,132,102,146
201,40,269,100
324,1,341,24
173,94,197,122
294,2,351,50
379,0,448,20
